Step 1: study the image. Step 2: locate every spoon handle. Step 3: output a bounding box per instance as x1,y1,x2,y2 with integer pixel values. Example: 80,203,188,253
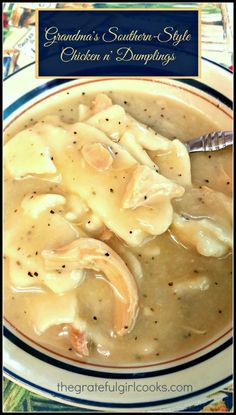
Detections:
186,131,233,153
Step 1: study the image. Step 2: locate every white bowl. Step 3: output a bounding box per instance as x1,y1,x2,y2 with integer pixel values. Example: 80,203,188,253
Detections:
3,59,233,412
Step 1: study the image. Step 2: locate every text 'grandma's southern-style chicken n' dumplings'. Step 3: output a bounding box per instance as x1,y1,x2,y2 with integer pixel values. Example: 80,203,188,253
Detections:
4,87,232,364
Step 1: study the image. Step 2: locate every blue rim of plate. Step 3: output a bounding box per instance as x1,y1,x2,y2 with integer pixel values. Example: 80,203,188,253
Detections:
3,60,233,409
3,367,233,410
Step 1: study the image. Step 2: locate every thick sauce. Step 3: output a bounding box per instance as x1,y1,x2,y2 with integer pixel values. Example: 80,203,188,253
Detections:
4,87,232,365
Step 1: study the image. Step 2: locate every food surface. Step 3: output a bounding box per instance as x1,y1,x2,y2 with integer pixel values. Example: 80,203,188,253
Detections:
4,89,232,365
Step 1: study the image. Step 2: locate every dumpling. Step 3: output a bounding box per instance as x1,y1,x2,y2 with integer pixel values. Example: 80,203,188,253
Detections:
64,194,89,222
4,130,56,178
21,193,66,219
29,291,77,334
135,202,174,235
149,139,192,186
127,114,170,151
86,105,128,142
170,213,232,257
8,259,41,289
78,104,92,122
78,94,112,121
122,165,185,209
41,269,85,294
120,131,159,170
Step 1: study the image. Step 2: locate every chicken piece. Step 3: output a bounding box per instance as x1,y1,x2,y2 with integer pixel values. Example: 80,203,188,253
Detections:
69,326,89,356
170,213,232,257
182,326,207,335
81,142,114,171
123,165,185,209
4,130,56,178
69,318,158,357
174,275,210,295
99,228,113,242
42,238,139,335
21,193,66,219
91,93,112,114
68,122,137,171
109,237,143,280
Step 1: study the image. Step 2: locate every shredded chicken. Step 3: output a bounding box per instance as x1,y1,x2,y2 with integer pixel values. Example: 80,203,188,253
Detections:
42,238,139,336
81,142,114,171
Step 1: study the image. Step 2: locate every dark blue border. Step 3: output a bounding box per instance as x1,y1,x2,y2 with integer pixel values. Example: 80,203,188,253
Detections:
3,367,232,409
3,58,233,121
3,327,233,379
180,79,233,109
3,79,68,120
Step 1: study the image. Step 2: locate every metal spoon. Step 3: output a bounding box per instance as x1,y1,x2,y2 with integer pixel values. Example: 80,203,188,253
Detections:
185,131,233,153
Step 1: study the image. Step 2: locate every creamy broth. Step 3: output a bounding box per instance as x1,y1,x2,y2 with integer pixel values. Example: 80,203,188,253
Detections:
4,87,232,365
